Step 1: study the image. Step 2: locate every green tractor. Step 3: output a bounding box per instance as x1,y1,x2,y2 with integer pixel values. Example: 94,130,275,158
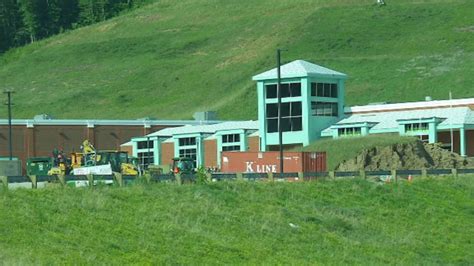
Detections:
144,157,194,179
171,157,195,174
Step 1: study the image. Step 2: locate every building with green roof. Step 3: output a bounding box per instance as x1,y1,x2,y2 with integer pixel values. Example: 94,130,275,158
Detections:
252,59,474,157
126,59,474,170
252,59,347,150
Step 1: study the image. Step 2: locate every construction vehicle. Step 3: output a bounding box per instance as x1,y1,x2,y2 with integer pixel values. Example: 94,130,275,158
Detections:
71,140,139,176
48,149,70,175
30,140,139,177
171,157,195,174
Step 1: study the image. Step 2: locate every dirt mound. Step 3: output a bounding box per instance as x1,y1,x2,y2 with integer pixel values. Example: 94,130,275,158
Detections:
336,140,474,171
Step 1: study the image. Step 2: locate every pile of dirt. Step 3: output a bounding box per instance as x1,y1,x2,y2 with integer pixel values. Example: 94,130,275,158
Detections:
336,140,474,171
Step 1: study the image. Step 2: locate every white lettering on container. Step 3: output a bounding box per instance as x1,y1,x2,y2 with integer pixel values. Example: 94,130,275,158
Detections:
245,161,277,173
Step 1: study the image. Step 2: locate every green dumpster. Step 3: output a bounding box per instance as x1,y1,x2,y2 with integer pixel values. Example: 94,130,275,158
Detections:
26,157,53,176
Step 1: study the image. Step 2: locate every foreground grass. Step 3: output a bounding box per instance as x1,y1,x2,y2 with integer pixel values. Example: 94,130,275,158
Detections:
300,135,417,170
0,177,473,264
0,0,473,119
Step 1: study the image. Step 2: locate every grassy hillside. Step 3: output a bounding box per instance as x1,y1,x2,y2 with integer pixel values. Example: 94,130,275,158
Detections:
0,178,473,264
300,135,417,170
0,0,473,119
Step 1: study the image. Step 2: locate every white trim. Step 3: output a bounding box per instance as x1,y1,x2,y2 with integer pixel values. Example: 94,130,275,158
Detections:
346,98,474,114
0,119,223,127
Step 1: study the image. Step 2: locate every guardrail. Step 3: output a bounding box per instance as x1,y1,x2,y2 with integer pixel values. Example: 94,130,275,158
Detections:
0,169,474,188
1,168,473,189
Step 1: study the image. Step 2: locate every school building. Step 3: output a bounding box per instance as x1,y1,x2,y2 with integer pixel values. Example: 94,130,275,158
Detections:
125,60,474,169
0,116,219,173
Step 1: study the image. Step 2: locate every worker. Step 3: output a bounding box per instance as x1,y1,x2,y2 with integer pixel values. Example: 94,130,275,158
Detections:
52,148,59,166
377,0,386,6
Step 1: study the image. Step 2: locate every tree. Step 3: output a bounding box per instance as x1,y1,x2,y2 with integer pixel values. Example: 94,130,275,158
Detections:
0,0,150,53
20,0,50,42
0,0,26,52
57,0,80,31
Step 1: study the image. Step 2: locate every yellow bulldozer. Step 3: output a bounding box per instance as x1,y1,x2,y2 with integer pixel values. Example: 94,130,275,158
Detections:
48,140,139,176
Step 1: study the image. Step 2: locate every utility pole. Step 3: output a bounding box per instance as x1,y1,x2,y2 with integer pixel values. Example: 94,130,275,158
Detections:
277,49,284,175
147,136,151,169
449,92,454,153
3,89,14,160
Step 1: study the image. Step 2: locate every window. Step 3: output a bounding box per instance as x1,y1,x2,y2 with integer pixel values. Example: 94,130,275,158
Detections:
311,83,338,98
311,102,338,117
265,83,301,99
222,134,241,151
419,135,429,143
137,140,154,149
266,84,277,99
179,137,196,146
338,127,362,137
222,145,240,151
290,83,302,97
179,148,197,167
137,152,154,170
266,102,302,133
405,123,429,133
222,134,241,152
222,134,240,143
178,137,198,166
179,148,196,159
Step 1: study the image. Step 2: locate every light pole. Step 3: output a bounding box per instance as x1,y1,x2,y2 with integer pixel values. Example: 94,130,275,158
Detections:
277,49,284,175
3,89,14,160
147,136,151,169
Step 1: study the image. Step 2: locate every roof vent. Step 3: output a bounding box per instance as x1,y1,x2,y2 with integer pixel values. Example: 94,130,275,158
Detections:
193,111,218,121
425,96,432,101
33,114,54,120
138,117,155,121
368,102,388,105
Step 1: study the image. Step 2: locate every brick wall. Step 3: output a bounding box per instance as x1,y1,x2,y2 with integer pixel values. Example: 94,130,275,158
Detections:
120,145,133,155
437,131,460,154
161,142,175,166
247,136,260,152
204,139,217,168
0,123,179,174
436,130,473,157
467,130,474,157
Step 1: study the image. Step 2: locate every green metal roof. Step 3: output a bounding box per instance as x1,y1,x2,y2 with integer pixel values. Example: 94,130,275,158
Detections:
146,121,259,137
322,106,474,136
252,60,347,81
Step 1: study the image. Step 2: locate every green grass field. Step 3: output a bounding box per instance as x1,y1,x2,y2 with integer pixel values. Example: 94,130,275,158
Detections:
0,0,473,120
0,177,473,264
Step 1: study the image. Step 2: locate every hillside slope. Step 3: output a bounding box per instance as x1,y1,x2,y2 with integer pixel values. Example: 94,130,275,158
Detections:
0,179,473,264
0,0,473,119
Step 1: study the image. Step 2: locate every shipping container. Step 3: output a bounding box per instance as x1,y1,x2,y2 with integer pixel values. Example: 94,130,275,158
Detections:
220,151,326,173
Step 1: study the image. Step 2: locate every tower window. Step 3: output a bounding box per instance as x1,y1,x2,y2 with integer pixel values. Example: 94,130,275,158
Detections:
265,83,301,99
311,102,338,117
311,83,338,98
266,102,302,133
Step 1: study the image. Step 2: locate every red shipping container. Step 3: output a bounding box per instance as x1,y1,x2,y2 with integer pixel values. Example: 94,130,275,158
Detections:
220,151,326,173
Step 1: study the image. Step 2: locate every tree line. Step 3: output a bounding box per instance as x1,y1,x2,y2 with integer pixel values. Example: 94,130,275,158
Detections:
0,0,151,53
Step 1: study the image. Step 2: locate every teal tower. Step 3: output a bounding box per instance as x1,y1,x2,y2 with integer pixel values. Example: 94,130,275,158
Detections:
252,60,347,151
